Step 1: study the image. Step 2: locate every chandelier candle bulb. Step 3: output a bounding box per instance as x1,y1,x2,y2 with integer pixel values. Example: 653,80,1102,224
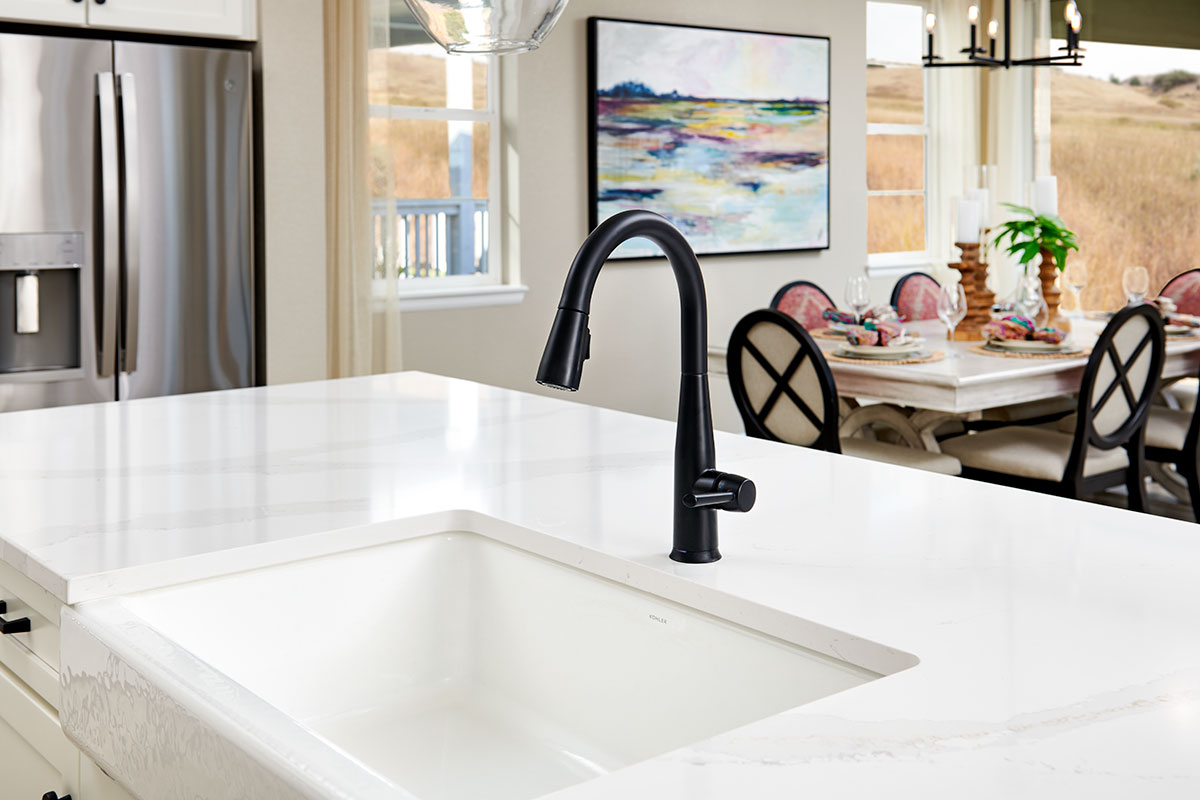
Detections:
955,199,982,244
1032,176,1058,217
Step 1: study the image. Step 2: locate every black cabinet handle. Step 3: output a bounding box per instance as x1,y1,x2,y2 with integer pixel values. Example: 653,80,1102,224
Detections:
43,793,72,800
0,601,31,635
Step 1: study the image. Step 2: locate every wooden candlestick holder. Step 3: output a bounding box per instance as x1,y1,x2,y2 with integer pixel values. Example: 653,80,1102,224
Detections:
1039,247,1066,328
948,242,994,341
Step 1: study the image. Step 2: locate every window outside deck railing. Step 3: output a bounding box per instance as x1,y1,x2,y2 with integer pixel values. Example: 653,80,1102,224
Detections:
372,198,490,281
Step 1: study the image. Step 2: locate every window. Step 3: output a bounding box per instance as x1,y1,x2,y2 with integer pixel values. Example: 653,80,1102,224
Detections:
866,1,929,262
1046,39,1200,311
368,3,511,305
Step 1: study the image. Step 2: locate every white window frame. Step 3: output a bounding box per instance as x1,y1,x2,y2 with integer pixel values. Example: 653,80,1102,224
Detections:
370,46,525,311
865,0,936,276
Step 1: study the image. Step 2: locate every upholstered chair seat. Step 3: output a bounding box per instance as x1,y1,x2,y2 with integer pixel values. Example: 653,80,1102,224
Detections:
942,427,1128,481
1146,408,1191,450
841,437,962,475
727,309,961,477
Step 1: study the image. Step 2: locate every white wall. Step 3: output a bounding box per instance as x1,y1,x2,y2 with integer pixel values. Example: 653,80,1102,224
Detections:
401,0,867,429
257,0,328,385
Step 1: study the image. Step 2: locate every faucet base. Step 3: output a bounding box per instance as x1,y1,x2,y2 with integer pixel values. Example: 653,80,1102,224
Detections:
669,547,721,564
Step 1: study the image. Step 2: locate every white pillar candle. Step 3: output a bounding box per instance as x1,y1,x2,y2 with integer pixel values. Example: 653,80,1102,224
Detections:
955,199,982,243
967,187,990,227
1032,176,1058,217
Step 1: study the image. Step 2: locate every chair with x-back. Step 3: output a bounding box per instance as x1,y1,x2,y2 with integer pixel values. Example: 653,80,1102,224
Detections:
726,309,961,475
941,303,1165,509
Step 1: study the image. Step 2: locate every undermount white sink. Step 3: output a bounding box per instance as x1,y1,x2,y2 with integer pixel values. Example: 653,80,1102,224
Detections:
60,520,917,800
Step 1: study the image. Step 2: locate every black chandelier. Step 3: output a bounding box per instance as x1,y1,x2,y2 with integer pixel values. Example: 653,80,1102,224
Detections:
923,0,1085,69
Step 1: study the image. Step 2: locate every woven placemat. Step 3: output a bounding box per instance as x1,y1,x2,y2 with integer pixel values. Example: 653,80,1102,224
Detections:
811,327,847,340
969,344,1091,360
827,349,945,366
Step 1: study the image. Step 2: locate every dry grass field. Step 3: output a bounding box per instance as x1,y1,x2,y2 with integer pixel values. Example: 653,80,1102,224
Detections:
1050,70,1200,311
367,50,489,200
867,66,927,254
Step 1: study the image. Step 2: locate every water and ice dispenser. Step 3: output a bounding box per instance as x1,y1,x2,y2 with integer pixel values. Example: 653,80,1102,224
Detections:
0,233,83,375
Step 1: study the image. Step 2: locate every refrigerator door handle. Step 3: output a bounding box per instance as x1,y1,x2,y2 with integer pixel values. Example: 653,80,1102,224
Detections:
96,72,119,379
118,73,140,374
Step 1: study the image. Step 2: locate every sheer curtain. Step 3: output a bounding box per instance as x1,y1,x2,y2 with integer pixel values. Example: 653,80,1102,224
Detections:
324,0,402,377
927,0,982,281
985,0,1041,301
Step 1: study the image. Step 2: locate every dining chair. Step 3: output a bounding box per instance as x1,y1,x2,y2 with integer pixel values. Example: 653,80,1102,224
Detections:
1142,363,1200,519
1159,268,1200,315
770,280,837,331
941,304,1166,510
726,309,962,476
1155,269,1200,413
890,272,942,321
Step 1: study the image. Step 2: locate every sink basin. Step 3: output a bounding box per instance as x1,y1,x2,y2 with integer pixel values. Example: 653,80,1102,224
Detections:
60,518,917,800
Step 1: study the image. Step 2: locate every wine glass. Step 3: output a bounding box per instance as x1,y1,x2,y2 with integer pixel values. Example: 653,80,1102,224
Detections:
937,282,968,355
1123,266,1149,305
844,275,871,322
1064,259,1088,317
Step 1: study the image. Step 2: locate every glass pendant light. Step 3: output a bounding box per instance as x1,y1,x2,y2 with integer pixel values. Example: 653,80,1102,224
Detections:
402,0,570,55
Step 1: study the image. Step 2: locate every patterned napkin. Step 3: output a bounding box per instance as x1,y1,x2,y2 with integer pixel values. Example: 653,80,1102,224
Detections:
982,315,1066,344
844,319,905,346
822,305,901,327
1166,312,1200,328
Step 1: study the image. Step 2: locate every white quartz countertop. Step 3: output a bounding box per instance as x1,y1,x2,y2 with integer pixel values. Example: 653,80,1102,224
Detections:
3,372,1200,797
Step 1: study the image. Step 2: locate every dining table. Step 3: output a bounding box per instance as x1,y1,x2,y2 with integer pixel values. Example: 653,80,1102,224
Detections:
708,317,1200,416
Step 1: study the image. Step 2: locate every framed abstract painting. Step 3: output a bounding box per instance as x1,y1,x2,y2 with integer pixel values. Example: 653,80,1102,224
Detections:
588,18,831,259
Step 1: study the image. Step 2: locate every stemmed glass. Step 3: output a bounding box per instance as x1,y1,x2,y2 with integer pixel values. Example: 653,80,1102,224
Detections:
844,275,871,322
1123,266,1150,305
937,282,967,356
1064,259,1088,317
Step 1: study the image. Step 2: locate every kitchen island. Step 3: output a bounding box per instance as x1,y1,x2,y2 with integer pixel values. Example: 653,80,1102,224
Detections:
0,372,1197,798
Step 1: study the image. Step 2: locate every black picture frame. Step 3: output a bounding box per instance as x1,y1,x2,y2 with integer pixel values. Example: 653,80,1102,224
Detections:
587,17,832,261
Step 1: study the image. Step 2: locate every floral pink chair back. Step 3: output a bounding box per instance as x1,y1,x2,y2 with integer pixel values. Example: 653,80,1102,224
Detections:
770,281,837,330
1159,269,1200,315
890,272,941,321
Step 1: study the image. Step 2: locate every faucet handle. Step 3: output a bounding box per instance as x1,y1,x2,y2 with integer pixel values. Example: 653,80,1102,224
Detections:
683,470,756,513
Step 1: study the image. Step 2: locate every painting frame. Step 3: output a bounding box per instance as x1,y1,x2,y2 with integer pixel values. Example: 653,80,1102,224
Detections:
587,17,832,260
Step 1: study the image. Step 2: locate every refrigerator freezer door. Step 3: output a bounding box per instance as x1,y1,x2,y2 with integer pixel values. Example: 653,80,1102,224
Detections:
0,33,115,411
115,42,254,401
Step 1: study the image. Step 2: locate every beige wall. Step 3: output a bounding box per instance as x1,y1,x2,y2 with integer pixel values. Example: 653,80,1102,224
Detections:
257,0,328,384
401,0,868,429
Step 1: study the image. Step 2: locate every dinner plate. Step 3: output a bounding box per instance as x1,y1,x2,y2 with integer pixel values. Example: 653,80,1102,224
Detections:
837,343,926,360
986,338,1072,353
1165,324,1195,336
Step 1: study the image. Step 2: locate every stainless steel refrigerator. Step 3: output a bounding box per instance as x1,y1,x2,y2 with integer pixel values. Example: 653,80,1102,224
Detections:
0,31,254,412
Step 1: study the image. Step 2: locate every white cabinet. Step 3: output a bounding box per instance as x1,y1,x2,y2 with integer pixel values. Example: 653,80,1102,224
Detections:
87,0,257,40
0,660,79,799
0,0,257,40
0,0,87,26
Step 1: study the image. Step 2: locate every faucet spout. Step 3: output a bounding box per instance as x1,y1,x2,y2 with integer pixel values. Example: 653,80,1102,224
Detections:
536,210,755,563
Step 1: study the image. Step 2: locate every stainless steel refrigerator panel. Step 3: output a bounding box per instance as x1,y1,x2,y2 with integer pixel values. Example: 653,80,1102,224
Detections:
114,42,254,400
0,33,115,411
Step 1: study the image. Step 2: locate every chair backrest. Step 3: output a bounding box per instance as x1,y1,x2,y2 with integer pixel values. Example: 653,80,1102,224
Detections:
769,280,837,330
890,272,942,321
1159,268,1200,315
1067,303,1165,473
726,309,841,453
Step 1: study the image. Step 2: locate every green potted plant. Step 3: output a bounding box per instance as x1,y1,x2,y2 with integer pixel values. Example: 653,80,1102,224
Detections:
992,202,1079,323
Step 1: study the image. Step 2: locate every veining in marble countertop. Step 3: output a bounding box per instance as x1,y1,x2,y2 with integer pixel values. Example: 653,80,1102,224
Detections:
2,371,1199,797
